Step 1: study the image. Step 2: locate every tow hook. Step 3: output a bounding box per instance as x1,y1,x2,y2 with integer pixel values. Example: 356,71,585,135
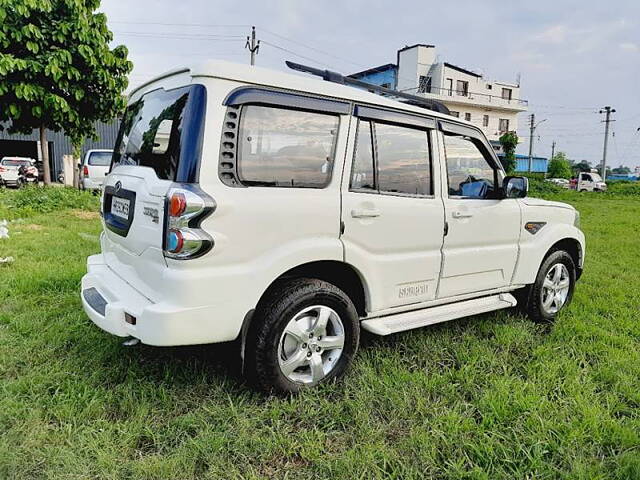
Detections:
122,337,140,347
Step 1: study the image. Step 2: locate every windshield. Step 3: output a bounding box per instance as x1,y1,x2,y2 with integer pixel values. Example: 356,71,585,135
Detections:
112,85,195,181
590,173,603,182
88,152,112,166
1,159,31,167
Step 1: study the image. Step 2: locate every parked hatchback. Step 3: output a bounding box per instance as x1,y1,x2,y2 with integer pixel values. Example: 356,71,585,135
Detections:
81,149,113,191
82,61,585,393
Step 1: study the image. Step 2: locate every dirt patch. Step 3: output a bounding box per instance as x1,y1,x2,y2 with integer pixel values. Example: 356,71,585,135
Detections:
23,224,44,231
71,210,100,220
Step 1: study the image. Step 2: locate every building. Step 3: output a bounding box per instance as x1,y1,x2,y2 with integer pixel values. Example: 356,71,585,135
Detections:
349,44,528,151
0,120,120,180
513,154,548,173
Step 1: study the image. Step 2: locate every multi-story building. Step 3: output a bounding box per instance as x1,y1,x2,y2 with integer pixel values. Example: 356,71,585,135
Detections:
349,44,528,152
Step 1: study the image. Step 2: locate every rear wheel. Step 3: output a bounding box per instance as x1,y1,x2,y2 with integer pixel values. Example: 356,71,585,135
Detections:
245,278,360,394
520,250,576,322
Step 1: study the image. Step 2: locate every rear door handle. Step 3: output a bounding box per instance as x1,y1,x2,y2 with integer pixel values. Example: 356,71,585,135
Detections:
452,211,473,219
351,208,381,218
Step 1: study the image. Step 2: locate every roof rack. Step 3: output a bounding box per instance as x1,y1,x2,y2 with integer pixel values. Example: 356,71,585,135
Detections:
285,61,451,115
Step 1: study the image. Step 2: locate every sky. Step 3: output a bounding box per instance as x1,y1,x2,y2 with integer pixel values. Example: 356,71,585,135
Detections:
100,0,640,169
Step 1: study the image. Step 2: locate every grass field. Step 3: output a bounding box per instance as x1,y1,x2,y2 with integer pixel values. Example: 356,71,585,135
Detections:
1,186,639,479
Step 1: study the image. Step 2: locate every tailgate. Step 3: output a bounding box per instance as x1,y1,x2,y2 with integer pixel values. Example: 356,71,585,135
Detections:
102,165,170,256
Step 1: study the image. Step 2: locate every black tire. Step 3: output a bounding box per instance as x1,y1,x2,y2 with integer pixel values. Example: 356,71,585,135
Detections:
245,278,360,394
519,250,576,323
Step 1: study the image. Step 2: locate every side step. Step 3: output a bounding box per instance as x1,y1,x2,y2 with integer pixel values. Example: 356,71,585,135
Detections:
360,293,517,336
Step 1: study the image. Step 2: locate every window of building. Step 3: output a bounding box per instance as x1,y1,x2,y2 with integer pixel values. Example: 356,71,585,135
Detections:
498,118,510,133
465,113,471,122
450,111,460,118
456,80,469,96
443,134,496,199
237,105,339,188
376,123,431,196
482,115,489,127
351,120,375,191
446,78,454,96
350,120,432,196
501,88,512,100
418,75,432,93
487,84,493,90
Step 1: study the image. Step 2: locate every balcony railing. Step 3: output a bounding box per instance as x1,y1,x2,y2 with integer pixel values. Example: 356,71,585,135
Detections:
403,85,528,107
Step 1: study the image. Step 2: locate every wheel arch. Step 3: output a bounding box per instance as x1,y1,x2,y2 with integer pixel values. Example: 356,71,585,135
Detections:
547,237,583,280
238,260,369,366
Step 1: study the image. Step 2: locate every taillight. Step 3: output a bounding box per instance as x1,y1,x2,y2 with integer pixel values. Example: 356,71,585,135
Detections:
0,167,5,173
83,165,89,176
163,185,216,260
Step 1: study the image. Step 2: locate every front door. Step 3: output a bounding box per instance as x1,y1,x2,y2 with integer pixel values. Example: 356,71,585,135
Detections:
437,129,521,298
341,112,445,312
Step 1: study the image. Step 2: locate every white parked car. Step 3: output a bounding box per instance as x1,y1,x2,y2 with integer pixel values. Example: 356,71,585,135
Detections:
546,178,570,188
81,61,585,393
0,157,37,187
81,149,113,190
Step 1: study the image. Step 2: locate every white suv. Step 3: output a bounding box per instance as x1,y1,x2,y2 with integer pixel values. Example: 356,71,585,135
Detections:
81,61,585,393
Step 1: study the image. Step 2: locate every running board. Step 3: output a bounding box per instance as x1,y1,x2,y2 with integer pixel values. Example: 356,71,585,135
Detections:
360,293,517,336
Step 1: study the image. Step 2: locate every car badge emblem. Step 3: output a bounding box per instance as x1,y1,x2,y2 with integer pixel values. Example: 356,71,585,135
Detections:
114,181,122,193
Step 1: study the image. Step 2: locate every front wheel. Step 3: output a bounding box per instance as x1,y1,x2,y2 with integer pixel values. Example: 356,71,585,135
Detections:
521,250,576,323
245,278,360,394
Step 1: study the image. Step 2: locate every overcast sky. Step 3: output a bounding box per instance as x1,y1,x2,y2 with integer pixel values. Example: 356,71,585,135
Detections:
101,0,640,168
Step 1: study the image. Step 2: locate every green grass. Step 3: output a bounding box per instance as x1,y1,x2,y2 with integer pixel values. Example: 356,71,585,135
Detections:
1,186,640,479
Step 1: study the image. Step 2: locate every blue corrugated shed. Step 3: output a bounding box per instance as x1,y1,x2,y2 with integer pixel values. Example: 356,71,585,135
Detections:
510,154,548,173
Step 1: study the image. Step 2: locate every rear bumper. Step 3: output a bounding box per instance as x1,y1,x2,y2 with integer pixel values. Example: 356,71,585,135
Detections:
81,253,243,346
82,177,103,190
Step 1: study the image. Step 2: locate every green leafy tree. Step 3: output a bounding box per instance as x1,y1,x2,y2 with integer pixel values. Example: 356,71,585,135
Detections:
0,0,132,184
499,131,518,174
573,160,592,173
547,151,572,179
612,165,631,175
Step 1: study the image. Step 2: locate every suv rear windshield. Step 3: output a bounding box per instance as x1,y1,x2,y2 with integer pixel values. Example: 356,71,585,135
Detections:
111,85,205,181
87,152,112,166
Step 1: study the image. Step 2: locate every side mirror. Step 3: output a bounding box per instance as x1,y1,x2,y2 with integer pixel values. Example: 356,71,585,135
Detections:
503,176,528,198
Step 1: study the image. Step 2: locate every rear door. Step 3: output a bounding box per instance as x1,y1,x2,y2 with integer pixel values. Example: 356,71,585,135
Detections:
341,107,445,312
437,123,521,298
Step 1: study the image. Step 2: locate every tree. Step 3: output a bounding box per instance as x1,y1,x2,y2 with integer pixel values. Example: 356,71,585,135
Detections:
0,0,132,184
611,165,631,175
547,151,572,179
573,160,592,173
499,131,518,174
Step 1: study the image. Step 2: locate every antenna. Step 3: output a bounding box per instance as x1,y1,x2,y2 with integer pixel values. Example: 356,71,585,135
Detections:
285,61,451,115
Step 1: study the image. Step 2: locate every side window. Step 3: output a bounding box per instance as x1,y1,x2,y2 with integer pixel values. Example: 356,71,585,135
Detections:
375,123,431,195
237,105,339,188
350,120,375,191
350,119,432,196
443,134,497,199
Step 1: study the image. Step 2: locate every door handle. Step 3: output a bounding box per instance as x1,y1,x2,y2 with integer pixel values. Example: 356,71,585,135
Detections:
351,208,381,218
452,211,473,219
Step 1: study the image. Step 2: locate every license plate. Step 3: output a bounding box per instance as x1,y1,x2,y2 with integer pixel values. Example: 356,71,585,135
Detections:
111,197,130,220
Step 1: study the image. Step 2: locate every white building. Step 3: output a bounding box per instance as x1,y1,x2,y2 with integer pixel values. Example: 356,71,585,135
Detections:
349,44,528,151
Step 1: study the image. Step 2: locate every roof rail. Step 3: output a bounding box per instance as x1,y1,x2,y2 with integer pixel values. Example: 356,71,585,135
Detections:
285,61,451,115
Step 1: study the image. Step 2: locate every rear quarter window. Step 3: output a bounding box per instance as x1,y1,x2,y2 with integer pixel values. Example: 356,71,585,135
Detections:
236,105,340,188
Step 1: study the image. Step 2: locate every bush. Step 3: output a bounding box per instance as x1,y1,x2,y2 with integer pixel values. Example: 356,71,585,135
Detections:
0,185,99,218
527,177,564,197
605,181,640,197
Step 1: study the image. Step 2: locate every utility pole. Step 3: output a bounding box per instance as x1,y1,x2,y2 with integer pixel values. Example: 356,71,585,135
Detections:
599,106,616,179
551,140,556,161
527,114,547,172
245,26,260,66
